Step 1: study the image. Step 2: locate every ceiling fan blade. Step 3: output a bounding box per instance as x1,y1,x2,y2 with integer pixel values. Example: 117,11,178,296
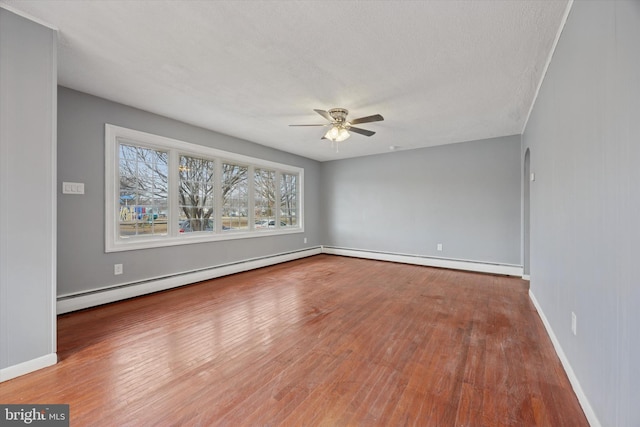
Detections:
348,126,376,137
349,114,384,125
314,109,333,122
289,124,328,127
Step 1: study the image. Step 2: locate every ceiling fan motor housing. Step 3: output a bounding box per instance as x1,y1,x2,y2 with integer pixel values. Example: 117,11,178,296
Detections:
328,108,349,123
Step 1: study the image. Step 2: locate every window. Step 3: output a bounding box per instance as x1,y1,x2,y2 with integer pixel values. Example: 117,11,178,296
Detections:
254,168,276,229
280,173,298,228
222,163,248,232
178,155,215,233
118,144,168,238
106,124,303,252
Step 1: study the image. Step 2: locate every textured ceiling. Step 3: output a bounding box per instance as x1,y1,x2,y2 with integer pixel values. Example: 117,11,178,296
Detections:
2,0,569,161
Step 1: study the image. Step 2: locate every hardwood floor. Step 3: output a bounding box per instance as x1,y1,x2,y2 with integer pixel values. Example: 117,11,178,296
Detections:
1,255,588,426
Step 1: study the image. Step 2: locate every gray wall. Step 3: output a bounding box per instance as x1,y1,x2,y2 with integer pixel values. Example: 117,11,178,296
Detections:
523,1,639,426
320,135,522,265
0,9,56,371
58,87,321,296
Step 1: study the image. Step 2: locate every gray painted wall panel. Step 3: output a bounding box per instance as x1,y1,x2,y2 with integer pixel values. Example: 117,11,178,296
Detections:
523,1,639,425
0,9,56,369
320,135,521,265
57,87,321,296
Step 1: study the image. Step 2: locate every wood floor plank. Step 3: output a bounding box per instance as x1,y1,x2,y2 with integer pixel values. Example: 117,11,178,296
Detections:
0,255,589,426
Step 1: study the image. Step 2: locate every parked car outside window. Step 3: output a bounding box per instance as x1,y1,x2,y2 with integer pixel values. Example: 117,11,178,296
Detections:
178,219,213,233
255,219,287,228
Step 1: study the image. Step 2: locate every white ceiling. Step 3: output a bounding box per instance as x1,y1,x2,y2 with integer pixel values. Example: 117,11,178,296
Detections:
2,0,569,162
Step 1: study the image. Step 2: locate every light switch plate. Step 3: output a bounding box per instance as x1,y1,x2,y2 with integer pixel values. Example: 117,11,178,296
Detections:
63,182,85,194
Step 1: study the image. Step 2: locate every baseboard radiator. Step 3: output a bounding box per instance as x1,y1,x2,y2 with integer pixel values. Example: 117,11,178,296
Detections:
58,246,523,314
322,246,523,277
57,247,321,314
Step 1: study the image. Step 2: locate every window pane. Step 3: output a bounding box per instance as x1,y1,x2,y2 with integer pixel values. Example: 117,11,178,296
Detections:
178,155,215,233
280,173,298,228
254,169,276,229
118,144,168,238
222,163,248,231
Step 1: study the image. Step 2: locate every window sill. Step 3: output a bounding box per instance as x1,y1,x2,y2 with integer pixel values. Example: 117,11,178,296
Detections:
106,227,304,253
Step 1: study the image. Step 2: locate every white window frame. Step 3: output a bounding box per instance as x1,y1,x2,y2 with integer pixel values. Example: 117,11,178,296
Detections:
105,124,304,252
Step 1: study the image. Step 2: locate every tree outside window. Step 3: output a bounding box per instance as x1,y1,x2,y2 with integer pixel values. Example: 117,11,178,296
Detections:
222,163,248,231
178,155,215,232
254,169,275,228
118,144,168,237
280,173,297,227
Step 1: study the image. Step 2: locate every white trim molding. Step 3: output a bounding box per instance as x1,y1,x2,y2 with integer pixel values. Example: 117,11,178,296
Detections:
57,247,321,314
0,4,58,30
529,290,601,427
322,246,523,276
0,353,57,383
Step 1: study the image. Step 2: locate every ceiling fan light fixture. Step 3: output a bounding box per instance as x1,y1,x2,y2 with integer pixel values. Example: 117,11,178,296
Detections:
325,125,350,142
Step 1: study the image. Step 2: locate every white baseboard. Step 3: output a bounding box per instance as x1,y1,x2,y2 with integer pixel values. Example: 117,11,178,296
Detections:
528,290,601,427
522,274,531,281
0,353,57,383
322,246,523,276
57,247,321,314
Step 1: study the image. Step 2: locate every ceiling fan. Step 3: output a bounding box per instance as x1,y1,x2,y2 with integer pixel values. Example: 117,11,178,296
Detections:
289,108,384,143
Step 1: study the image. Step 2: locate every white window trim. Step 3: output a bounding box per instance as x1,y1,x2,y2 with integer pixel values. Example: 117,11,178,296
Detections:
105,124,304,252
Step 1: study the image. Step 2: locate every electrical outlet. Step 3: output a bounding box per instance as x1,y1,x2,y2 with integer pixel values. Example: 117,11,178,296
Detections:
437,243,443,251
114,263,123,275
571,312,577,336
304,237,307,244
